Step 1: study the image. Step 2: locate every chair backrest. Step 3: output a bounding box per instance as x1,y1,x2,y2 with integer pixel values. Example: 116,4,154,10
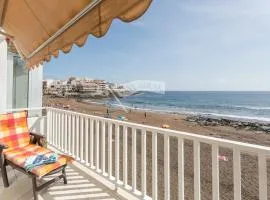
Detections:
0,111,30,149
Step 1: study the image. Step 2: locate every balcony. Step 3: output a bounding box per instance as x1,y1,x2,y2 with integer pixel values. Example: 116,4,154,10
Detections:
1,107,270,200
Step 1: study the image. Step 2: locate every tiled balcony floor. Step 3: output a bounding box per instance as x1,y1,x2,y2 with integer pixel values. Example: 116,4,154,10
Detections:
0,164,124,200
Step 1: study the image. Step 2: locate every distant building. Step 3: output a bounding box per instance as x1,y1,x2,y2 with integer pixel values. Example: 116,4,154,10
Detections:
43,77,120,97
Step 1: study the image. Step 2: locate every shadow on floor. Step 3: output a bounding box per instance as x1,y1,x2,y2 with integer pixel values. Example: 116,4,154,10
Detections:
0,165,122,200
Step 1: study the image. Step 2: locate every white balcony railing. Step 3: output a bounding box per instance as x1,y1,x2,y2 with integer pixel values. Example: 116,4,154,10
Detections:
38,107,270,199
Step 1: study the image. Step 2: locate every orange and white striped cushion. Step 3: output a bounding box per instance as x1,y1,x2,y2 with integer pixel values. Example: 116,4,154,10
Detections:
0,111,30,149
4,144,72,177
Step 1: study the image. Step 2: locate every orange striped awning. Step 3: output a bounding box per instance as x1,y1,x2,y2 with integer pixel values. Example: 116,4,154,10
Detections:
0,0,152,68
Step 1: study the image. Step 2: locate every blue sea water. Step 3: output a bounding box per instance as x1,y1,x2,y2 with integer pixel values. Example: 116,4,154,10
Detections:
104,91,270,122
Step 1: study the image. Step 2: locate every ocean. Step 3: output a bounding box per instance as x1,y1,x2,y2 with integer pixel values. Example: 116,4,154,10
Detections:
100,91,270,122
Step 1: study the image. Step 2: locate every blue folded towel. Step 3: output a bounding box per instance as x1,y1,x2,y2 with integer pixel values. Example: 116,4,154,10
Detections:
24,153,58,172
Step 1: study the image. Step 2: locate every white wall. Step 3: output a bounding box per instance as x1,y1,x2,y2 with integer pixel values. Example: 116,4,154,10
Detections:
0,38,8,113
28,65,43,110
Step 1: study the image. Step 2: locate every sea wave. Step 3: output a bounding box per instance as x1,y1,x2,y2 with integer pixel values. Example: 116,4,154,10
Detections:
196,112,270,122
230,105,270,110
110,102,270,122
85,100,270,122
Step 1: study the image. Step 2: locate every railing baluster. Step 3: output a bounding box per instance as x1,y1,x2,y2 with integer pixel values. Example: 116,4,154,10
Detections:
62,113,65,152
123,126,128,187
76,116,80,160
46,110,51,143
108,122,112,178
115,124,120,186
55,112,57,147
61,112,64,151
51,111,55,146
102,121,106,174
258,154,267,200
48,110,54,145
64,113,68,153
194,141,201,200
212,145,219,200
80,116,84,163
56,113,62,149
233,147,241,200
95,120,100,171
152,131,158,200
142,129,147,198
85,118,89,166
90,119,94,168
164,134,170,200
178,137,184,200
132,128,137,192
68,114,72,155
55,112,58,147
72,115,75,157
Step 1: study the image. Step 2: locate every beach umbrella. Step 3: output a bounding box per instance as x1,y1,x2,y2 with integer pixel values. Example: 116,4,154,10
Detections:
0,0,152,68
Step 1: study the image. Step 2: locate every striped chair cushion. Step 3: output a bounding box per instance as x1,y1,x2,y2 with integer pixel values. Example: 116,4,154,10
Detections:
4,144,71,177
0,111,30,149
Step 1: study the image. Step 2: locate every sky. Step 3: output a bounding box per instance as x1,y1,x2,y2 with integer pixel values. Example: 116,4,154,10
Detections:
44,0,270,91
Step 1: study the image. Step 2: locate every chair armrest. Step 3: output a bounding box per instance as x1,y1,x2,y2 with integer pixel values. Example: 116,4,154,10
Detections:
30,132,47,147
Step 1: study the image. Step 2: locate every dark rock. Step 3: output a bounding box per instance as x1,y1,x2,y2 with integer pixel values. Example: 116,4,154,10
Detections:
185,115,270,134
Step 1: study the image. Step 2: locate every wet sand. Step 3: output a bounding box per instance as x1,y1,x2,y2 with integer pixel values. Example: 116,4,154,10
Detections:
43,96,270,200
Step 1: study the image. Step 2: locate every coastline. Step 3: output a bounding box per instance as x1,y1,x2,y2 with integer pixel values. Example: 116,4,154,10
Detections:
43,95,270,146
83,98,270,123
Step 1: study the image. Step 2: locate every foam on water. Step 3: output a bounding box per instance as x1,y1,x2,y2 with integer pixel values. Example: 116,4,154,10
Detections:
85,91,270,123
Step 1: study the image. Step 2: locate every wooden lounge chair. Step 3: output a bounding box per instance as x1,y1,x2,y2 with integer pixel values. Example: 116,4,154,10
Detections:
0,111,72,200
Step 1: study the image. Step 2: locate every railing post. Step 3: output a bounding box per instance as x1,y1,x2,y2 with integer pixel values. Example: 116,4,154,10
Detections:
233,147,241,200
80,116,84,163
102,121,106,174
164,134,170,200
178,137,184,200
76,116,80,160
108,122,112,178
64,113,68,153
194,141,200,200
95,120,100,171
72,115,75,157
46,109,51,144
115,124,120,187
123,126,128,187
85,118,89,166
90,119,94,168
61,112,64,151
51,111,55,146
132,128,137,192
141,129,147,198
258,153,267,200
212,145,219,200
152,131,158,200
57,112,61,149
68,114,72,155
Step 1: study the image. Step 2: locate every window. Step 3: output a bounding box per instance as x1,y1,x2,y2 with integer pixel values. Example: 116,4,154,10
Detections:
12,55,29,109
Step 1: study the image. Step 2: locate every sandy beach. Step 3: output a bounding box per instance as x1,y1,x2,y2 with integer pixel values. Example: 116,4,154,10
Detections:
43,96,270,200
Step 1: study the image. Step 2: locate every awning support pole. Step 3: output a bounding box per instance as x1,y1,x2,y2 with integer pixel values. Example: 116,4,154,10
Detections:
0,30,14,39
27,0,104,59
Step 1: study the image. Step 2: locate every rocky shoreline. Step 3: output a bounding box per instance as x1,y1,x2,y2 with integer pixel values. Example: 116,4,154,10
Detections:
186,115,270,133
